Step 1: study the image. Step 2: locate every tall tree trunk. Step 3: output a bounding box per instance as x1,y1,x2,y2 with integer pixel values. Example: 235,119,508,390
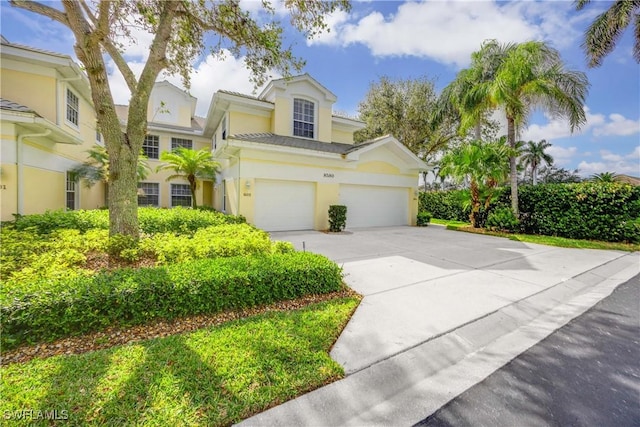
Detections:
507,116,519,216
474,122,482,142
532,164,538,185
189,175,198,209
66,11,140,238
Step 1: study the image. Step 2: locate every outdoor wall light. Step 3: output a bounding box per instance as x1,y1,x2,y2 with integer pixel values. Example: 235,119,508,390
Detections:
245,180,251,189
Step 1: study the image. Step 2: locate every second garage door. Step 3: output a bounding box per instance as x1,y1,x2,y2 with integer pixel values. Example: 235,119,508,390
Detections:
339,184,409,228
254,179,315,231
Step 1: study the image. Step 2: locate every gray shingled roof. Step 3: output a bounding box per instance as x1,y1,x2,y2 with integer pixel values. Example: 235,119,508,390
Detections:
230,133,372,154
0,98,40,116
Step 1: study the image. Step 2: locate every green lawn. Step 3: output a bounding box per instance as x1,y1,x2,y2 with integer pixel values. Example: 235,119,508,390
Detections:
430,218,470,227
1,297,359,427
443,223,640,252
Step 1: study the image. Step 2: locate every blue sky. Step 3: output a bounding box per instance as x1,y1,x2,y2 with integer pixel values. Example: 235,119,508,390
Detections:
1,0,638,176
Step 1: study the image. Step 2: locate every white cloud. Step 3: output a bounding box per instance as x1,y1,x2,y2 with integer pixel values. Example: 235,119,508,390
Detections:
546,146,578,167
521,107,639,141
107,50,280,116
308,0,584,67
592,114,640,137
577,147,640,176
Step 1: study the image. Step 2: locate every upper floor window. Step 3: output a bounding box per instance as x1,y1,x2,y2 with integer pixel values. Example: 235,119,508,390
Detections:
293,98,314,139
143,134,160,159
221,116,227,140
171,137,193,151
66,89,79,126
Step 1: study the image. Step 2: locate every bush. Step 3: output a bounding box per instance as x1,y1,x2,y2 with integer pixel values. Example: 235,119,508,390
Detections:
12,207,246,235
139,224,273,264
518,182,640,243
416,211,432,226
328,205,347,232
419,189,509,228
486,207,520,232
0,252,344,350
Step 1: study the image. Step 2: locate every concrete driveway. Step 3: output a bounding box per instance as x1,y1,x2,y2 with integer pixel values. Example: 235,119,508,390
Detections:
270,226,636,373
239,226,639,426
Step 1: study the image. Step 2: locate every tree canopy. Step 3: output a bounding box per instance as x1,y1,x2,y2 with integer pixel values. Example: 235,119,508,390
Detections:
355,76,458,159
10,0,350,239
575,0,640,67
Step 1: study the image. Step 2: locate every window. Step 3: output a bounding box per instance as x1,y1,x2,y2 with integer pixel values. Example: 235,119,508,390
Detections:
222,116,227,140
171,137,193,151
293,98,314,138
66,89,79,126
143,135,160,159
66,171,77,210
213,133,217,151
138,182,159,207
96,130,102,143
171,184,192,207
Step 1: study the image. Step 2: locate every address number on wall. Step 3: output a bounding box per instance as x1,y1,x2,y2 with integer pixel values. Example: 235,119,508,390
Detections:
323,173,334,178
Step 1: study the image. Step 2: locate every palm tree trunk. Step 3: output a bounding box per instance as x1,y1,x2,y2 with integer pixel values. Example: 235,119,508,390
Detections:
189,175,198,209
474,122,482,142
532,165,538,185
507,116,519,216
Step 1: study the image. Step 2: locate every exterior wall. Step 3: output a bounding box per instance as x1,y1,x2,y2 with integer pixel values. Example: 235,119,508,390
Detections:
220,147,419,230
228,111,271,135
139,128,211,208
272,97,291,136
331,128,354,144
318,106,332,143
147,84,194,128
0,163,18,220
22,166,65,215
0,63,58,122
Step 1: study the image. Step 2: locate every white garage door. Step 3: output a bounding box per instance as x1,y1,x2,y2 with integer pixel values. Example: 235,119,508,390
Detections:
254,180,315,231
339,184,409,228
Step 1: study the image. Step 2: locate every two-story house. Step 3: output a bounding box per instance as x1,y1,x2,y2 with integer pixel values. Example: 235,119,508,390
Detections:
206,74,427,231
0,36,105,220
115,81,212,209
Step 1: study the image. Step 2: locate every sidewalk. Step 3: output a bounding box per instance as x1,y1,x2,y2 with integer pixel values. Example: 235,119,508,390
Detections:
238,227,639,426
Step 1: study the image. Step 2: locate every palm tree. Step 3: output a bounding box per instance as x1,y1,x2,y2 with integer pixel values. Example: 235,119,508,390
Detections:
437,40,515,142
439,140,512,227
575,0,640,67
520,140,554,185
590,171,619,182
463,40,588,216
71,145,151,203
156,148,220,209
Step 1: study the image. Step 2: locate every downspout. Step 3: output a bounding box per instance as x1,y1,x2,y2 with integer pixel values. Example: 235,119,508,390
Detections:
17,129,52,214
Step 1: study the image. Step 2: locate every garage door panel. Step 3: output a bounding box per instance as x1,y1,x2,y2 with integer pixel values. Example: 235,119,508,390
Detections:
340,185,408,228
254,180,315,231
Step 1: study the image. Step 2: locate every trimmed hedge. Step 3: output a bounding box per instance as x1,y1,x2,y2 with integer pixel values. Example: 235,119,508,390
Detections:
1,252,343,350
11,207,246,235
419,183,640,242
518,182,640,243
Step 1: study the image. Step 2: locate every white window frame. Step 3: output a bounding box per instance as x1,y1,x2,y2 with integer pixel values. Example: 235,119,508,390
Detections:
171,183,192,207
143,134,160,159
137,182,160,207
293,98,315,139
66,88,79,127
171,137,193,151
66,171,78,210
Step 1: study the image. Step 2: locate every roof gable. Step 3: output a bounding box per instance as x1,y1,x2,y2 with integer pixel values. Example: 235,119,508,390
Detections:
259,73,337,103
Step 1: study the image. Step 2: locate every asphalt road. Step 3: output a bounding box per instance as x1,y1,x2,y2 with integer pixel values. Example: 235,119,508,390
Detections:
415,274,640,427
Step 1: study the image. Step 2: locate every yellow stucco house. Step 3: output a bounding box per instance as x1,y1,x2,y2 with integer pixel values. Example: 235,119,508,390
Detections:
1,37,427,230
206,74,427,231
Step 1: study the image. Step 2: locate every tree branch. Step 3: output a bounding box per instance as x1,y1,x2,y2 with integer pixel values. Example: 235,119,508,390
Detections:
102,38,138,93
9,0,69,27
78,0,97,27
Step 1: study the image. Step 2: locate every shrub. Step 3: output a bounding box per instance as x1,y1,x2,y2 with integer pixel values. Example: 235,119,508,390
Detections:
139,224,273,264
0,252,344,349
328,205,347,232
12,207,246,235
518,183,640,243
486,207,520,232
416,211,432,226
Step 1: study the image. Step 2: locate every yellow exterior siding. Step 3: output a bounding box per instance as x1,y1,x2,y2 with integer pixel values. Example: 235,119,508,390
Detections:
331,128,354,144
0,163,18,220
23,166,65,215
229,111,271,135
272,98,291,136
318,106,332,143
315,183,340,229
1,68,57,123
356,161,401,175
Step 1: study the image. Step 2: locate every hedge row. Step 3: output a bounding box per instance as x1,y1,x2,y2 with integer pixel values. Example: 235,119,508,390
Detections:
11,207,246,235
420,182,640,242
518,182,640,243
1,252,343,350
